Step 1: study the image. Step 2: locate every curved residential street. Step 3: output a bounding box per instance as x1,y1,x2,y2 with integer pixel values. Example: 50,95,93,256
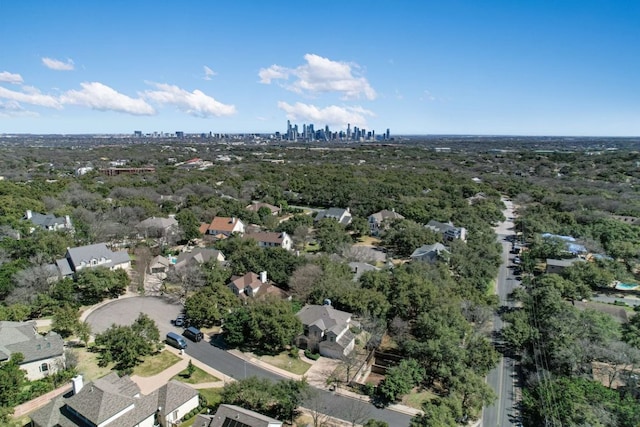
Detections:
85,296,414,426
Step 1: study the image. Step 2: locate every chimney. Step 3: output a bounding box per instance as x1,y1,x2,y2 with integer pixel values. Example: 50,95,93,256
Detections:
26,210,32,219
260,271,267,284
65,215,71,227
72,375,84,394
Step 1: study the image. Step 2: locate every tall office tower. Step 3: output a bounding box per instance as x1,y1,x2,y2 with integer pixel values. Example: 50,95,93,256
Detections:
287,120,292,140
293,125,299,141
371,130,375,141
347,123,351,141
386,128,390,140
308,124,314,141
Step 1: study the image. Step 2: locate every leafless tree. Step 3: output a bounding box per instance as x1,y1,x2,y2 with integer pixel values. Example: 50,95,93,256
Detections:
6,265,57,305
289,263,323,301
301,388,332,427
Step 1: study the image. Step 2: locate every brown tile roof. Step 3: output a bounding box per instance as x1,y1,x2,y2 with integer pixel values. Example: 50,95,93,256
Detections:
208,217,241,232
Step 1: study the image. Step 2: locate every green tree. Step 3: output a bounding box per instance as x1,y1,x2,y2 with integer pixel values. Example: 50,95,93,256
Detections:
75,321,92,347
381,219,438,257
0,353,26,408
376,358,425,403
223,298,302,354
184,283,239,328
364,420,389,427
347,216,370,239
186,359,195,378
175,208,201,241
52,304,80,338
315,218,351,253
75,267,129,305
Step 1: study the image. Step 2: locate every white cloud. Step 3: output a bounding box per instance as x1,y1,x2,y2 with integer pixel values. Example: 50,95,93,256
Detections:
42,57,75,71
259,54,377,100
420,90,437,102
143,83,236,117
203,66,217,80
60,82,155,115
0,71,23,84
0,85,62,109
0,100,38,117
277,101,375,128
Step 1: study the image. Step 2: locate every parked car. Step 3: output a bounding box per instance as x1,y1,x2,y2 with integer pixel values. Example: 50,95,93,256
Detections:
183,326,204,342
174,315,186,327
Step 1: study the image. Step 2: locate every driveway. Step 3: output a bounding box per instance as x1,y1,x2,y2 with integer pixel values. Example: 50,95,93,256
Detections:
85,296,183,337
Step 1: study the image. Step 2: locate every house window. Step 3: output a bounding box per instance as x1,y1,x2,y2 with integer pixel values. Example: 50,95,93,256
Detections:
40,363,49,372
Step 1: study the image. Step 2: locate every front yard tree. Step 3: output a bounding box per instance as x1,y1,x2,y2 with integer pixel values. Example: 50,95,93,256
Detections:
223,297,302,354
52,304,80,338
315,219,351,253
184,283,239,328
175,209,201,242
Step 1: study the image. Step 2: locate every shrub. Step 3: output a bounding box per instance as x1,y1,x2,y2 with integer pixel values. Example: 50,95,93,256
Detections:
304,349,320,360
289,346,299,359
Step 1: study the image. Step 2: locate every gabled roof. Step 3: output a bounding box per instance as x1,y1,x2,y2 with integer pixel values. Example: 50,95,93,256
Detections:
369,209,404,223
174,248,224,269
30,376,198,427
425,220,456,233
296,304,352,331
136,216,178,230
410,243,450,259
65,373,138,425
246,202,280,214
26,212,68,228
229,272,262,291
315,207,352,225
195,404,283,427
64,243,130,270
208,217,243,232
245,231,288,244
0,321,64,363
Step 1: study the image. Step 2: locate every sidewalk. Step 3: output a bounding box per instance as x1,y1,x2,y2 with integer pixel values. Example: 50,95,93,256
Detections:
227,349,421,417
131,345,229,395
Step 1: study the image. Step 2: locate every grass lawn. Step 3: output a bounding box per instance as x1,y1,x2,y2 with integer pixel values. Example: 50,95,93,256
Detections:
258,352,311,375
74,347,113,381
305,241,321,253
354,236,381,246
133,350,181,377
172,365,220,385
403,389,437,409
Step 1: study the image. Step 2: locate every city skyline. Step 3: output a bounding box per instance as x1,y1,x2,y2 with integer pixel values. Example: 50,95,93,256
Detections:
1,1,639,137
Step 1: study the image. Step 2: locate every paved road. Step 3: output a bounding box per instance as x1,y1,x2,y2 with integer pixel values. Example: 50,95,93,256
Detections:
483,199,521,427
592,294,640,307
186,339,413,426
86,296,412,426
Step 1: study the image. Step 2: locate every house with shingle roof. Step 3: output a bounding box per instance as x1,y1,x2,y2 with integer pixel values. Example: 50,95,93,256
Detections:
227,271,287,300
246,202,281,216
0,321,65,381
193,404,283,427
245,231,293,250
295,303,356,359
426,220,467,242
368,209,404,236
29,373,199,427
410,243,450,263
55,243,131,277
135,215,179,239
173,248,225,270
24,210,73,233
314,207,352,226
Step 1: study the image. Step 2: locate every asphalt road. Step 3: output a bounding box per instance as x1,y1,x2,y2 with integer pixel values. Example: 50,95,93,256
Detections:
483,200,521,427
86,296,412,426
186,339,413,426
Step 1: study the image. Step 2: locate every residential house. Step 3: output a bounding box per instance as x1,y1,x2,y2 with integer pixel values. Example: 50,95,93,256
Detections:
246,202,281,216
546,258,585,275
24,210,73,233
135,216,179,239
245,231,293,250
314,207,352,226
426,220,467,242
410,243,450,263
368,209,404,236
203,216,245,238
193,404,283,427
227,271,286,299
29,373,199,427
173,248,225,270
149,255,171,274
348,262,380,282
0,321,65,381
56,243,131,277
295,303,356,359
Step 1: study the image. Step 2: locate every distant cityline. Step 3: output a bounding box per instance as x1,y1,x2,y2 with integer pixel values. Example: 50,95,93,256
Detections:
132,121,391,142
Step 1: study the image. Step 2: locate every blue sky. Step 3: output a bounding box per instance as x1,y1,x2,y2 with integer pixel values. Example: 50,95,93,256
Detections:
1,1,639,136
